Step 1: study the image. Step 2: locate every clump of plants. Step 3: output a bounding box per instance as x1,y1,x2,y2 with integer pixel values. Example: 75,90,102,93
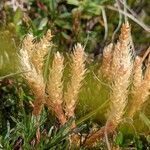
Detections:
16,22,150,147
0,22,150,149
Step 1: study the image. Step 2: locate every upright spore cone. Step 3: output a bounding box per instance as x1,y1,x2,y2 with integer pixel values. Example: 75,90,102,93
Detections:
32,30,53,74
128,47,150,117
19,31,52,116
101,43,113,79
64,43,86,119
47,52,66,125
19,48,45,116
22,34,35,57
132,56,143,89
47,52,64,105
83,23,134,146
107,22,133,128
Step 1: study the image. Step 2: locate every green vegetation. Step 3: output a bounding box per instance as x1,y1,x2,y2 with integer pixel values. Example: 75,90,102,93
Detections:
0,0,150,149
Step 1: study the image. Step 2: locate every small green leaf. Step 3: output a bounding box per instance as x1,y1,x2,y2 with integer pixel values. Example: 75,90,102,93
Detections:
54,20,72,30
115,132,123,146
61,32,70,40
59,13,71,19
38,17,48,30
67,0,79,6
49,0,57,12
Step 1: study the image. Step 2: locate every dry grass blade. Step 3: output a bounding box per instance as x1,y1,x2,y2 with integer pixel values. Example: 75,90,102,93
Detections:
105,5,150,32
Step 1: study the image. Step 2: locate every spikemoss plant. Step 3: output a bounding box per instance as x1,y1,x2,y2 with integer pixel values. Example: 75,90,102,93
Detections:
19,22,150,148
